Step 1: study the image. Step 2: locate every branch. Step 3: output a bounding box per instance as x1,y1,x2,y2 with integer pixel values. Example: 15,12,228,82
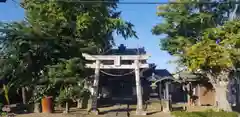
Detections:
206,72,217,85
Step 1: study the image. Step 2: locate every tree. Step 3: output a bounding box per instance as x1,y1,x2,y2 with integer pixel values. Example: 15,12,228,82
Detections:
152,0,240,111
183,20,240,111
21,0,137,54
152,0,232,55
0,0,137,108
46,58,87,113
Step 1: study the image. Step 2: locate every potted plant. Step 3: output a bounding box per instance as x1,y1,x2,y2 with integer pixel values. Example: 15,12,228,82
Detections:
56,86,72,113
72,81,90,109
28,84,54,113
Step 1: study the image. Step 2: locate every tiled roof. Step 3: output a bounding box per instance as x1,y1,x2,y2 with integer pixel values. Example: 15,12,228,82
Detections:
104,44,146,55
154,69,173,78
145,69,173,81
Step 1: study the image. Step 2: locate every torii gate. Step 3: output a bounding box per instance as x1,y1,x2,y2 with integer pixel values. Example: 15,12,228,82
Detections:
82,53,150,115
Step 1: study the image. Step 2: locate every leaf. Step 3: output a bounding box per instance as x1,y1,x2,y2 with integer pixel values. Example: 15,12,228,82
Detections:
152,0,240,80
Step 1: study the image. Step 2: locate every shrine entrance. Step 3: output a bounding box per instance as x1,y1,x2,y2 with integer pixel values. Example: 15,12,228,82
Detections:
97,75,136,107
82,53,150,115
111,78,133,98
99,74,136,104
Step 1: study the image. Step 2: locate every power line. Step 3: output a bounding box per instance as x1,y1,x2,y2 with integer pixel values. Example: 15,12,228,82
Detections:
37,0,240,4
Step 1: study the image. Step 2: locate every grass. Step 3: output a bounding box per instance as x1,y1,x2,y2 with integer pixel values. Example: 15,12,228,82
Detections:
171,110,239,117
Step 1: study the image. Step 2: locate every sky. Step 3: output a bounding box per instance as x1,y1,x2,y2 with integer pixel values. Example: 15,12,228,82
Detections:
0,0,177,73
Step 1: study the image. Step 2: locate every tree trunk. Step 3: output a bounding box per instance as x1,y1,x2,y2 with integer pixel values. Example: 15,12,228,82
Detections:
22,87,26,104
63,102,69,113
215,82,232,112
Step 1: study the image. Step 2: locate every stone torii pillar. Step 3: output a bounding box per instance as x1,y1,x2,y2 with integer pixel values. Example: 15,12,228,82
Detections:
135,60,146,115
90,60,100,115
163,81,171,112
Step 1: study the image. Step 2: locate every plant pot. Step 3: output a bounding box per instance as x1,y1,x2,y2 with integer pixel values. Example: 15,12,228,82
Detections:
41,96,53,113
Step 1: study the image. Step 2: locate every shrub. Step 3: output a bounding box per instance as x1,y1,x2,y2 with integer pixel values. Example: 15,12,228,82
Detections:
171,111,238,117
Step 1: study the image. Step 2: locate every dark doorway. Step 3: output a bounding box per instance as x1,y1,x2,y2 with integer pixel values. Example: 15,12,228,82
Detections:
102,76,136,104
112,80,132,97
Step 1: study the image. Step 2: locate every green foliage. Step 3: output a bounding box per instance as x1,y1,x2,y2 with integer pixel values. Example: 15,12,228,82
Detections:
171,111,238,117
2,84,10,105
152,0,231,55
56,86,74,104
0,112,7,116
56,85,89,104
22,0,137,53
45,58,88,104
183,20,240,73
0,0,137,105
47,58,85,84
29,84,54,103
152,0,240,76
184,39,233,72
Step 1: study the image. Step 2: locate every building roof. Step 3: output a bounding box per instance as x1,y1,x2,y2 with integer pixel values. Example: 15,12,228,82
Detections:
146,69,174,81
104,44,146,55
154,69,173,78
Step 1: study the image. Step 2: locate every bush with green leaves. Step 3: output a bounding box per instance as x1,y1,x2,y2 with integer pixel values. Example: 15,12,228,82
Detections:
46,58,89,112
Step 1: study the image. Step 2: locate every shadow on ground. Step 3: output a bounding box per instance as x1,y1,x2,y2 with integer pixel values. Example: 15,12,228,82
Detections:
147,111,161,115
172,106,185,111
232,105,240,113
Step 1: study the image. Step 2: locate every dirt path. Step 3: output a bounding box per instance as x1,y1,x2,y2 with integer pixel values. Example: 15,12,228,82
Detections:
15,103,174,117
16,112,173,117
15,107,173,117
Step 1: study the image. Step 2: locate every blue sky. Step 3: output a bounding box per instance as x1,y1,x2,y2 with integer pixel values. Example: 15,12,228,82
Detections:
0,0,177,73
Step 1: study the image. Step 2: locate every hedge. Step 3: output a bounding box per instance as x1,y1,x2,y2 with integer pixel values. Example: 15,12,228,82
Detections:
171,111,238,117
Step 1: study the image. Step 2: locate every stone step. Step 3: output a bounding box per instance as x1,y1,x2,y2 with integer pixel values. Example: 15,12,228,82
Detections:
105,111,129,117
104,104,130,117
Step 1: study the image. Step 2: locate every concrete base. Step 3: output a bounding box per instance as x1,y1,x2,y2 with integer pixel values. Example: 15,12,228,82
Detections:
77,99,83,109
136,110,147,115
63,110,69,113
183,105,187,111
162,99,172,112
88,108,100,115
92,110,99,115
33,103,41,113
163,108,170,112
87,99,92,111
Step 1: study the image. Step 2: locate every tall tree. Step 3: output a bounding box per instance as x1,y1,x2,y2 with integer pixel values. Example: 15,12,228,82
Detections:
152,0,240,111
0,0,137,105
22,0,137,54
183,21,240,111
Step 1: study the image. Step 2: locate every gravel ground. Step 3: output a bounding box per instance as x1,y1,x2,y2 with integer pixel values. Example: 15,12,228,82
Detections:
13,103,218,117
15,112,173,117
14,104,173,117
